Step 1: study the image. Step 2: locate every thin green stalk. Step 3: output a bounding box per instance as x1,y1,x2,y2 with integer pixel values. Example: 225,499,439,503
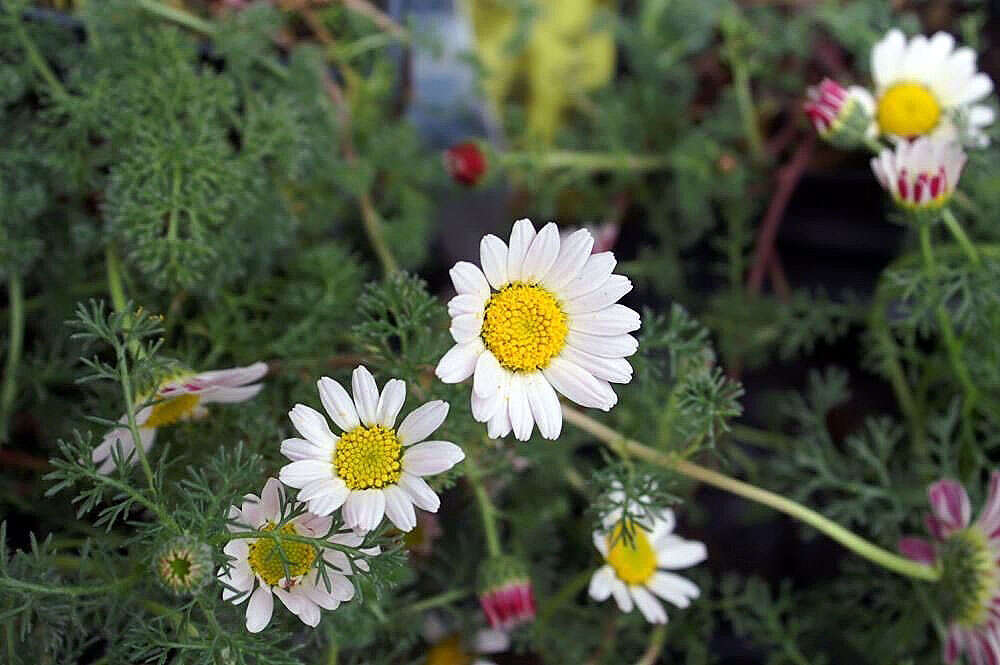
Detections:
13,13,69,99
116,340,163,514
536,567,592,628
633,625,668,665
728,423,793,450
499,150,671,173
465,453,502,557
730,60,765,161
358,193,399,276
940,208,980,266
105,246,128,313
1,274,25,446
0,572,139,597
134,0,217,35
401,587,471,614
561,405,941,582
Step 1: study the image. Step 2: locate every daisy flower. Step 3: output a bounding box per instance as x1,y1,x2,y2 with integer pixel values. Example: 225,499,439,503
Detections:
867,29,994,145
477,554,536,630
589,509,706,624
871,135,966,212
423,612,510,665
92,362,268,474
435,219,640,441
899,473,1000,665
218,478,375,633
803,78,877,147
278,366,465,532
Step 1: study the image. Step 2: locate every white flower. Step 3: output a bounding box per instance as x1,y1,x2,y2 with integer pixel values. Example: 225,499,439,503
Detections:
435,219,640,441
278,366,465,532
867,29,994,146
92,362,268,474
871,135,966,211
218,478,376,633
423,612,510,665
589,510,706,624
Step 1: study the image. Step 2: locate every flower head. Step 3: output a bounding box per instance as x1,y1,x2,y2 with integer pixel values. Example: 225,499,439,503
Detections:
445,141,487,186
803,78,877,148
900,473,1000,665
477,555,536,631
871,136,966,213
870,29,994,145
278,366,465,532
423,613,510,665
155,536,213,596
218,478,375,633
435,219,640,441
92,362,268,474
589,510,706,624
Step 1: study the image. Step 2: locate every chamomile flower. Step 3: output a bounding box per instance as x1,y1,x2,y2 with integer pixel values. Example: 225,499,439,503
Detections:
92,362,268,474
804,78,877,148
589,510,706,624
278,366,465,532
218,478,374,633
867,29,994,145
436,219,640,441
423,612,510,665
871,135,966,212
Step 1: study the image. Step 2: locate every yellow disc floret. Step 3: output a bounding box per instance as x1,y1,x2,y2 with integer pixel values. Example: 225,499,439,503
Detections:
247,523,317,587
481,282,568,372
426,635,472,665
145,393,201,428
334,424,403,490
877,83,941,137
606,521,658,585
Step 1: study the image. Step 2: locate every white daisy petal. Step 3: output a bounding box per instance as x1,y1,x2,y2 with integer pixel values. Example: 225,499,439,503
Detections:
289,404,338,449
309,488,350,517
656,538,708,570
474,628,512,654
542,228,594,290
542,357,617,410
592,530,609,557
474,351,505,398
318,377,360,432
524,372,562,439
450,313,484,343
280,437,327,462
559,346,633,383
448,293,484,317
588,564,615,601
631,586,668,624
436,341,484,383
956,73,993,106
647,571,700,608
450,261,491,298
259,478,283,518
872,28,906,89
402,441,465,476
563,275,632,315
506,218,537,282
611,579,633,613
351,366,380,427
486,393,513,438
480,234,510,290
200,384,263,404
344,489,386,532
558,252,616,301
565,330,638,358
397,400,449,446
375,379,406,428
279,460,332,489
398,472,441,512
521,222,561,283
245,586,274,633
507,374,534,441
570,304,641,336
382,485,417,532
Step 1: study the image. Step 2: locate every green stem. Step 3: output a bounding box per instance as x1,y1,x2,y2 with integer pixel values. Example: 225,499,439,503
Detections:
0,573,139,597
633,624,668,665
730,60,765,161
728,423,793,450
465,453,502,557
1,274,25,446
536,568,592,627
13,13,69,99
498,150,671,173
105,246,128,314
358,193,399,275
401,587,471,614
561,405,941,582
134,0,217,35
940,208,980,266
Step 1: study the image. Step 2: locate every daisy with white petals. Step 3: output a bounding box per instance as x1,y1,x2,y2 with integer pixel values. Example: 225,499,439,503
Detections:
589,510,706,624
278,366,465,532
219,478,375,633
436,219,640,441
871,135,966,212
867,29,994,145
92,362,268,474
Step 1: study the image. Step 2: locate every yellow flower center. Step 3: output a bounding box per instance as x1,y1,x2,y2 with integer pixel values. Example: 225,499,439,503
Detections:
877,83,941,137
606,521,657,585
246,523,317,587
481,282,568,372
144,393,201,428
426,635,472,665
334,424,403,490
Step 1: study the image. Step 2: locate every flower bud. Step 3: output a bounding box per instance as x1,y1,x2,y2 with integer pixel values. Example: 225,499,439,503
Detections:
870,136,966,218
155,536,213,596
476,554,536,630
444,141,487,186
804,79,876,149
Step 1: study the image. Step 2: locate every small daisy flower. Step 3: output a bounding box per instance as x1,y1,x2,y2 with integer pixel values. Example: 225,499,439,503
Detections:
423,612,510,665
278,366,465,532
219,478,374,633
589,510,706,624
436,219,640,441
477,554,537,630
868,29,994,145
899,473,1000,665
803,78,877,148
871,136,966,212
92,362,267,474
155,536,213,596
